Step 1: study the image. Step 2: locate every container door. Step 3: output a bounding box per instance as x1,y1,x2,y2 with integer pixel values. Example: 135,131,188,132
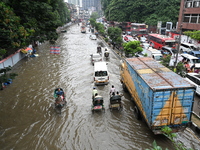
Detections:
170,89,194,125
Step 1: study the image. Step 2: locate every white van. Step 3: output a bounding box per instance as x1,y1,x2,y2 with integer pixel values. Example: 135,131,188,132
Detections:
94,62,109,85
144,47,162,62
181,53,200,69
180,43,197,53
184,73,200,95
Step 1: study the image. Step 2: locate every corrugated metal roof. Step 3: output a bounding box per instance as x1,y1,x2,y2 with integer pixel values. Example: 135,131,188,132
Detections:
126,57,194,89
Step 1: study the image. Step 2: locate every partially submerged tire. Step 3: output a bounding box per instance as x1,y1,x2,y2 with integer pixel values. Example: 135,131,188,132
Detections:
122,83,128,92
134,106,141,120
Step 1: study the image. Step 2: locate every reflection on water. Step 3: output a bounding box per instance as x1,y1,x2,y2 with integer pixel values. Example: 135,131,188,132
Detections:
0,24,199,150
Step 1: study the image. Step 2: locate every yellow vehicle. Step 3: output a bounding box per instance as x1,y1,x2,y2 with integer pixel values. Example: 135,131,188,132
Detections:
120,57,195,134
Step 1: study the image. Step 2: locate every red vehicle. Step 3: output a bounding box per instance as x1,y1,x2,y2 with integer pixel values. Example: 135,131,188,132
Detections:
121,22,131,33
131,23,148,37
148,34,176,50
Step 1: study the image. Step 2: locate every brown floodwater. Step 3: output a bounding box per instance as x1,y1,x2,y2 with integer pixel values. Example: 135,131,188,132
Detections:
0,24,199,150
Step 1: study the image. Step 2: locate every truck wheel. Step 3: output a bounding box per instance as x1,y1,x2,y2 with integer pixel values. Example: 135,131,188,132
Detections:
122,83,128,92
134,106,141,120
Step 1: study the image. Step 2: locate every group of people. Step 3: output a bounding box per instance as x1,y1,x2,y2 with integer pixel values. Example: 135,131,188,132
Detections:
182,58,200,73
55,88,65,106
92,85,122,105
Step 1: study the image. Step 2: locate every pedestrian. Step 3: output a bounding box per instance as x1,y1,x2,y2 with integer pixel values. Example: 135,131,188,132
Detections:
109,85,116,96
92,87,98,99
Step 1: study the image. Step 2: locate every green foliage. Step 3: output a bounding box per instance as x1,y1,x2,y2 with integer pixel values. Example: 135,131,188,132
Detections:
146,140,168,150
89,18,96,28
183,30,200,41
160,55,186,77
90,12,99,20
146,126,194,150
95,23,105,35
107,27,122,45
123,41,143,56
0,2,32,52
0,0,70,58
103,0,180,26
104,37,109,42
161,126,193,150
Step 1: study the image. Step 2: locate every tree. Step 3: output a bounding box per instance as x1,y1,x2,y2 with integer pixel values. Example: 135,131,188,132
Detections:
95,23,105,36
0,2,33,59
184,30,200,41
0,0,70,58
123,41,143,57
90,12,99,20
103,0,180,26
107,27,123,46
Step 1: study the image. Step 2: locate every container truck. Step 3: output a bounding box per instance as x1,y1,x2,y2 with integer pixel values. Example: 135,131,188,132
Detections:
120,57,195,134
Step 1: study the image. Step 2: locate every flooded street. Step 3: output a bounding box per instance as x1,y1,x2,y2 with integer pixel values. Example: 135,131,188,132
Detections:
0,24,200,150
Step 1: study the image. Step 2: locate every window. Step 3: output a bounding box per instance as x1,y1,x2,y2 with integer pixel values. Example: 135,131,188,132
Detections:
191,14,198,23
183,14,190,23
186,1,192,8
198,15,200,23
194,1,200,7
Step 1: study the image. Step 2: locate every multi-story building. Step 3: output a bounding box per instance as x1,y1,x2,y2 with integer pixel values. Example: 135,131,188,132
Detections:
177,0,200,32
82,0,101,12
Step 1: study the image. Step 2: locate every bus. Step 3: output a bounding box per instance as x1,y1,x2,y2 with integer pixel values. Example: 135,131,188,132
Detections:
121,22,131,33
148,34,176,49
131,23,148,37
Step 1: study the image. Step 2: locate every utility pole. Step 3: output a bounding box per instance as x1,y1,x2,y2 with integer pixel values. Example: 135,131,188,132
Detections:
174,0,185,72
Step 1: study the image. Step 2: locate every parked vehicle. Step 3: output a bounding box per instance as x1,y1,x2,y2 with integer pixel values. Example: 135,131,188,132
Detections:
161,46,178,56
123,35,135,42
188,50,200,59
93,62,109,85
148,34,176,49
143,47,162,62
180,43,197,53
184,73,200,95
120,57,195,134
90,53,102,65
181,53,200,70
131,23,148,37
140,36,147,43
89,34,97,40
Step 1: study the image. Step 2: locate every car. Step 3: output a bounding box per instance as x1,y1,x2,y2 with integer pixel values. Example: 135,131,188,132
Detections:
180,42,197,53
140,37,147,43
184,73,200,95
123,35,135,42
89,34,97,40
161,46,178,56
90,53,102,65
181,53,200,69
188,50,200,59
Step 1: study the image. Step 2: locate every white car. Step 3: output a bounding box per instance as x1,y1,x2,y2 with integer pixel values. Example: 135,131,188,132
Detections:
184,73,200,95
90,53,102,65
89,35,97,40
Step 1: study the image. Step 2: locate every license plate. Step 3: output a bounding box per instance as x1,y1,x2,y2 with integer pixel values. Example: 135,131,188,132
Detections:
112,104,120,107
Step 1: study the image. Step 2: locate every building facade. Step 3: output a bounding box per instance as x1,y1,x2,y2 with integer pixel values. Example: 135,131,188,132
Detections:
177,0,200,32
